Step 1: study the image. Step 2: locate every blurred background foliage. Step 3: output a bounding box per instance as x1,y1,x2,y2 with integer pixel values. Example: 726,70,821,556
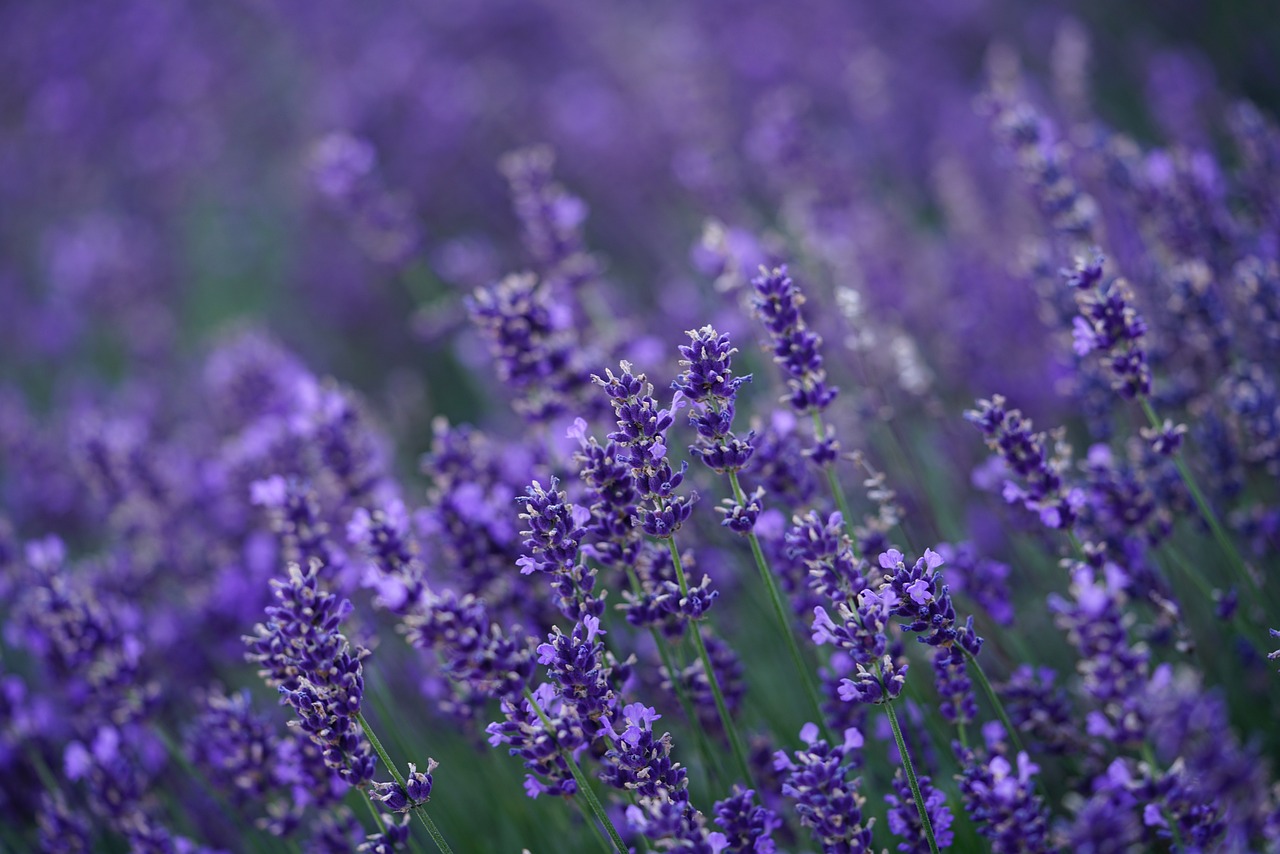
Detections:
2,0,1277,426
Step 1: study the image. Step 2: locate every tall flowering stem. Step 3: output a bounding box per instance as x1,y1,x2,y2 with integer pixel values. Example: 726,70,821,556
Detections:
811,582,938,852
883,697,941,854
814,411,859,541
1064,250,1263,604
672,324,832,743
521,688,628,853
595,360,756,787
774,724,876,851
666,538,755,788
749,266,862,561
244,559,455,852
1138,397,1264,605
632,569,723,788
356,712,455,854
569,421,722,786
959,646,1028,759
730,470,831,742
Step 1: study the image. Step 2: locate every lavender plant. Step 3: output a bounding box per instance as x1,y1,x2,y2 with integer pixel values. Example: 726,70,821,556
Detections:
2,4,1280,853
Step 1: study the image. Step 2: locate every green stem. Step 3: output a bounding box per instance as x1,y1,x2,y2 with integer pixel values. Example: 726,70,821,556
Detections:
651,624,723,789
666,537,757,787
728,470,833,744
360,789,390,835
1159,542,1271,658
1139,398,1262,603
623,562,722,789
1141,743,1186,853
583,806,619,854
884,697,941,854
522,689,629,853
960,646,1027,758
356,712,455,854
812,412,860,552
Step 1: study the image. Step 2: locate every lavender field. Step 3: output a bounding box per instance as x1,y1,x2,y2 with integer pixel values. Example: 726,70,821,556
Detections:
3,2,1280,852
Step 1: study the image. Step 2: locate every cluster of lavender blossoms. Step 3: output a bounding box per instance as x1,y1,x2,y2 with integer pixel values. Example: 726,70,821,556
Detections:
4,4,1280,853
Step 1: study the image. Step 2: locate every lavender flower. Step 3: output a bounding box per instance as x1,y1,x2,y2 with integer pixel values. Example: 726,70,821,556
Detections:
987,95,1099,244
468,272,590,422
787,510,871,603
624,797,728,853
37,790,92,854
308,133,421,266
1137,664,1274,848
932,646,977,727
535,616,615,724
594,361,698,539
1234,257,1280,361
358,814,413,854
517,478,600,619
933,542,1014,627
187,688,278,808
570,418,644,570
673,325,756,474
1063,251,1152,399
599,702,688,800
293,378,389,505
15,537,156,726
886,769,955,852
1047,562,1149,742
486,683,586,799
308,133,377,207
877,548,962,647
967,395,1084,529
1059,759,1144,852
811,588,895,663
955,749,1052,853
347,499,425,614
307,808,363,853
500,145,592,274
243,559,376,787
773,723,874,852
1140,419,1187,458
405,588,535,708
998,666,1077,755
253,476,344,576
370,761,435,813
713,787,780,854
751,266,839,462
719,486,765,535
746,411,821,505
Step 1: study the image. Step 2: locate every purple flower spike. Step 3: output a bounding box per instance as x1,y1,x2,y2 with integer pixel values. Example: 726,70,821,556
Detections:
774,725,874,851
674,325,757,475
886,768,955,853
468,272,592,422
714,787,781,854
518,478,601,619
1061,251,1152,399
751,266,838,416
967,395,1083,531
594,361,698,540
405,759,438,804
956,748,1052,853
243,559,376,787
